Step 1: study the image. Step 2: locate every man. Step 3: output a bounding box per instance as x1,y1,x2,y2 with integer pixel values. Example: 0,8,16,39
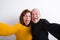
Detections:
31,8,60,40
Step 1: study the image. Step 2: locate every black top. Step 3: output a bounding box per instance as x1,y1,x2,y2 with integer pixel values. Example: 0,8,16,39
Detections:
31,19,60,40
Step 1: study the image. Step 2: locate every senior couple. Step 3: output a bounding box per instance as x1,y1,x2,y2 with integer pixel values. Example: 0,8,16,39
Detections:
0,8,60,40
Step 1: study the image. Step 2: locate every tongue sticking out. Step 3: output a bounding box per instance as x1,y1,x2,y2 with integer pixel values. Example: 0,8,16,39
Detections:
26,20,30,22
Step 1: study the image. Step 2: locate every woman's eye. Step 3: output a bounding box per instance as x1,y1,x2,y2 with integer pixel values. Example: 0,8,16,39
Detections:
24,15,27,17
29,15,31,17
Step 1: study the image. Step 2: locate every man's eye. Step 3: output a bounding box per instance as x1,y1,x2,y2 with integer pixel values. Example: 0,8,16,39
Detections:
36,13,37,15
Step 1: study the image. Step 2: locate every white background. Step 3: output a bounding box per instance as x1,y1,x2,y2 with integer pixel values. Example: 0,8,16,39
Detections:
0,0,60,40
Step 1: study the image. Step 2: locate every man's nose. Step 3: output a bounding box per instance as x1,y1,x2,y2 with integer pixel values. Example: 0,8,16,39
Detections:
34,15,37,17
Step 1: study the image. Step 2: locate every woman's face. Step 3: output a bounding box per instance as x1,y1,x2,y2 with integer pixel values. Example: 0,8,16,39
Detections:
23,12,31,26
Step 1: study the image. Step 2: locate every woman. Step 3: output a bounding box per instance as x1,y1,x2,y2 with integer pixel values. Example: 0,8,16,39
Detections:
0,9,32,40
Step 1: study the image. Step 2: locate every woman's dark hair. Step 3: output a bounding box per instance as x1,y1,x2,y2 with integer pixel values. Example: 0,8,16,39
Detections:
19,9,31,27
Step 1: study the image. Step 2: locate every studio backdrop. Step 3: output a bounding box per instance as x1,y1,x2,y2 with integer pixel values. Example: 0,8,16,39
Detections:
0,0,60,40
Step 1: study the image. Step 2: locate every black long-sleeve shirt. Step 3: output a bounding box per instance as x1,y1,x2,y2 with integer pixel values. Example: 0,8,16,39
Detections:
31,19,60,40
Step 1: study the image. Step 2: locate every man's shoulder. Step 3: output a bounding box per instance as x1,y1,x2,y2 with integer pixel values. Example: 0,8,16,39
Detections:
40,19,49,23
40,19,48,21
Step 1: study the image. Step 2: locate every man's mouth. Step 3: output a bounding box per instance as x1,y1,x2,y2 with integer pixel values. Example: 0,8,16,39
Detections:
33,18,38,20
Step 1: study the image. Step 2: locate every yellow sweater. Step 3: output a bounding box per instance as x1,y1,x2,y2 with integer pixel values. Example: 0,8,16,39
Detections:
0,22,32,40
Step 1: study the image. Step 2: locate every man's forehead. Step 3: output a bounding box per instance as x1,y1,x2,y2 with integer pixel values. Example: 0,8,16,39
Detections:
32,8,40,13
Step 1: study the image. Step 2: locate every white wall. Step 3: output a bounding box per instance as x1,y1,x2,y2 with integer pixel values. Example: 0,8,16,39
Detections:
0,0,60,40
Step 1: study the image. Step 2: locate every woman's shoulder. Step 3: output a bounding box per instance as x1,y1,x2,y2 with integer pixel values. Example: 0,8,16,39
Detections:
13,22,22,26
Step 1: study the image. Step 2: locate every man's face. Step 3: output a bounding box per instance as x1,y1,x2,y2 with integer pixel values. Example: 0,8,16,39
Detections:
31,9,40,23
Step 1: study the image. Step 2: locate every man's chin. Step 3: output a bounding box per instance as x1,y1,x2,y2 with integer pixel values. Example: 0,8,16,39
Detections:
33,19,40,23
33,20,38,23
